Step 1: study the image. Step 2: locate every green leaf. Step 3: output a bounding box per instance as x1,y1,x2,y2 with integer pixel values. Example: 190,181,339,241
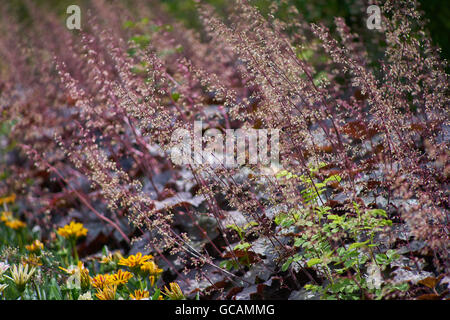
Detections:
344,259,355,268
171,92,180,102
243,221,258,230
123,21,135,29
324,174,341,183
386,249,398,260
294,237,305,247
130,34,150,48
392,282,409,291
282,257,293,272
48,278,62,300
368,209,388,218
348,240,369,251
127,48,137,57
307,258,322,267
298,48,314,61
219,260,233,271
234,242,251,251
276,170,289,179
375,254,388,265
152,288,161,300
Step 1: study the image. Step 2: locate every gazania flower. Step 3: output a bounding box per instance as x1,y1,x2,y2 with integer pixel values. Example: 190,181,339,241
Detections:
59,261,91,290
57,221,88,240
111,269,133,285
163,282,185,300
91,274,113,290
0,211,13,222
8,264,36,292
26,240,44,253
140,260,163,276
0,193,16,205
130,289,150,300
149,275,156,287
95,284,117,300
5,219,26,230
118,252,153,270
140,261,163,286
78,263,91,290
21,254,43,267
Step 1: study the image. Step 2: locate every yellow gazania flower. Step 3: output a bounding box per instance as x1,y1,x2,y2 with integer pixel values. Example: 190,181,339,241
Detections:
118,252,153,269
140,260,163,276
21,254,43,267
95,284,117,300
149,275,156,287
0,193,16,205
130,289,150,300
5,219,26,230
78,262,91,290
59,261,86,276
0,211,13,222
163,282,185,300
25,240,44,252
8,264,36,292
59,261,91,290
91,274,113,290
141,261,163,286
57,221,88,239
110,269,133,285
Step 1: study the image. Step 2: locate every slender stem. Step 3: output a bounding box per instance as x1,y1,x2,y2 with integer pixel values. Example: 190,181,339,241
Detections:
32,281,41,300
71,238,79,264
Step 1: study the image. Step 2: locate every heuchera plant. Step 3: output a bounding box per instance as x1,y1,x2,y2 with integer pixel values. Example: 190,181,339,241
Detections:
0,0,448,300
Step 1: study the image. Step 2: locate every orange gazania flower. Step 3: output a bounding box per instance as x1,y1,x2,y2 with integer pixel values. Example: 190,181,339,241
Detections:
130,289,150,300
95,284,117,300
111,269,133,285
163,282,185,300
91,274,113,290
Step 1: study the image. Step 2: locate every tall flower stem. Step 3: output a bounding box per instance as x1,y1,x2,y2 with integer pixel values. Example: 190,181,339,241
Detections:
32,281,41,300
70,238,79,264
